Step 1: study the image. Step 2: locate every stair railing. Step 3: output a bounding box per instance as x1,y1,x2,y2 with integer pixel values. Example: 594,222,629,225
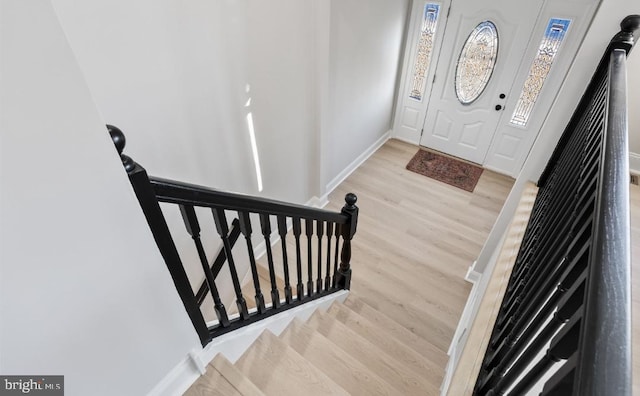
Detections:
474,15,638,395
108,127,358,346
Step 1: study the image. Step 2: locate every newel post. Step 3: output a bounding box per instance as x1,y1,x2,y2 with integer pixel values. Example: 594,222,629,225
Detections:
337,193,358,289
107,125,211,346
610,15,640,54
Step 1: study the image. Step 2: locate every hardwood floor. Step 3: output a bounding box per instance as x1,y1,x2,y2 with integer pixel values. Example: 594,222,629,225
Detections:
324,139,513,354
188,138,639,394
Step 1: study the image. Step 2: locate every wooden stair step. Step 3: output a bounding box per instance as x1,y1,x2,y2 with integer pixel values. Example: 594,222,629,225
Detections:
183,360,243,396
326,302,444,385
279,318,399,396
344,293,448,367
306,310,439,395
209,354,265,396
350,277,452,352
351,260,461,329
235,330,348,396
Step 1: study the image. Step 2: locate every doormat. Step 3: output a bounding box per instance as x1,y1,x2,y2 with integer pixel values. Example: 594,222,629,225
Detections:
406,149,483,192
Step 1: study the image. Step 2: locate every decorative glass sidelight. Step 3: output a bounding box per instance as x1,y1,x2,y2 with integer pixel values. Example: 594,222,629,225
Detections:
455,21,499,104
409,3,441,101
510,18,571,127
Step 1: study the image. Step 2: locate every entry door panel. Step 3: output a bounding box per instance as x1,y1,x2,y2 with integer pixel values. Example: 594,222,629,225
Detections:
420,0,545,164
483,0,600,176
392,0,449,144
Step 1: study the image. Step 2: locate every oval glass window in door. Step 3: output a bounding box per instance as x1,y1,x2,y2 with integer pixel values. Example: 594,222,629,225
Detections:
455,21,498,104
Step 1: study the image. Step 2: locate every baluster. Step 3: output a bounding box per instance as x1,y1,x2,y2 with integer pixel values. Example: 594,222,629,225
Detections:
179,205,230,327
332,223,341,289
316,220,324,294
337,193,358,289
238,211,266,314
277,216,293,304
260,214,280,308
324,222,334,291
305,219,314,297
292,217,304,300
492,310,582,396
212,208,249,320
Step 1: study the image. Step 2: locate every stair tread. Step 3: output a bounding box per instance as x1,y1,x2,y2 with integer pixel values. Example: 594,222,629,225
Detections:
345,293,448,367
210,354,265,396
327,302,444,384
279,318,400,396
184,362,243,396
352,263,459,331
235,330,348,396
350,277,452,352
306,310,439,395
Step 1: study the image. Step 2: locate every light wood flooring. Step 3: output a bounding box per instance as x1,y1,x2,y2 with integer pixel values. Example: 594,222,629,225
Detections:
186,138,640,395
186,139,514,395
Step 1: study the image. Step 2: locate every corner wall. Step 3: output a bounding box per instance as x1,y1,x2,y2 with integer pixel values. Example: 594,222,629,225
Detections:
0,1,201,395
323,0,410,191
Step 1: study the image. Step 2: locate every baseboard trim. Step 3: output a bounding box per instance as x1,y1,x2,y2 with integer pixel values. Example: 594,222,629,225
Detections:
464,263,482,284
325,131,391,194
306,195,330,209
630,152,640,174
147,290,349,396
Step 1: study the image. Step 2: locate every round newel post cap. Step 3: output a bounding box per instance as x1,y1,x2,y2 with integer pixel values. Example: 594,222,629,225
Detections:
621,15,640,33
107,124,126,154
344,193,358,207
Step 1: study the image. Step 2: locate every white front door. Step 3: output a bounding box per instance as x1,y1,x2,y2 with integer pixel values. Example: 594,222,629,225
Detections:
420,0,545,164
394,0,600,176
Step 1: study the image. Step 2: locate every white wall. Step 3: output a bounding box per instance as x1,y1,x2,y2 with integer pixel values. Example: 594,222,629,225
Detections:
244,0,317,203
53,0,411,202
52,0,410,308
51,0,335,205
52,0,320,310
324,0,410,189
0,2,201,395
51,0,256,193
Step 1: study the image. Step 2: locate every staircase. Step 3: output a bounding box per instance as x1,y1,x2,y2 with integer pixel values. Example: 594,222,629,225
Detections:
110,125,510,396
185,293,445,396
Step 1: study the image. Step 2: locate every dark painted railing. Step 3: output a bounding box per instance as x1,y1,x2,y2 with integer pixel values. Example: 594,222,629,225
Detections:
474,15,638,395
108,127,358,346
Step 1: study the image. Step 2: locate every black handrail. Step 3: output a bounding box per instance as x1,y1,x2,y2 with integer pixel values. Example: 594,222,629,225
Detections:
576,47,631,396
108,125,358,346
150,177,349,223
474,15,638,395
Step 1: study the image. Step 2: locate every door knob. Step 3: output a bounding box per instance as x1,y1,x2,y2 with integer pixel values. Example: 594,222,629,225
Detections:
495,104,503,111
